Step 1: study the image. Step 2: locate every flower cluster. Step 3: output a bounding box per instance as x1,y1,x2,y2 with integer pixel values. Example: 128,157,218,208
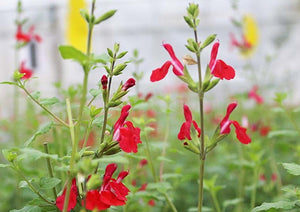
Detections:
56,163,130,211
113,105,142,153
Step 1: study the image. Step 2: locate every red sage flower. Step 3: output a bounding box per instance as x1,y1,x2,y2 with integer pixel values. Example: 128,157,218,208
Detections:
83,163,130,210
209,41,235,80
150,42,184,82
220,103,251,144
15,25,42,43
113,105,142,153
178,104,201,140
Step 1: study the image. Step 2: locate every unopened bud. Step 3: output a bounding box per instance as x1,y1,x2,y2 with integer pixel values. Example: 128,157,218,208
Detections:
101,75,108,90
122,78,135,91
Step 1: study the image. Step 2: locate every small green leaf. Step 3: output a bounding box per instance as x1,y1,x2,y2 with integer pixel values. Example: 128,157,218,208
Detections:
20,148,58,161
282,163,300,176
0,163,11,168
94,10,117,24
0,81,18,86
89,88,101,97
10,205,42,212
200,34,217,50
25,122,54,147
274,92,287,104
39,177,61,189
40,97,59,106
251,201,297,212
267,130,298,138
58,45,87,64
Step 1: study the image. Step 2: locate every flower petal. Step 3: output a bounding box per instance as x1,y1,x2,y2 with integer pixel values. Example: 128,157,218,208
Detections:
232,121,251,144
150,61,172,82
211,60,235,80
209,41,219,70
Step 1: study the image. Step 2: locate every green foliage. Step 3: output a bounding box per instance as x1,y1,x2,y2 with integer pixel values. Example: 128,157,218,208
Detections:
282,163,300,176
252,201,298,212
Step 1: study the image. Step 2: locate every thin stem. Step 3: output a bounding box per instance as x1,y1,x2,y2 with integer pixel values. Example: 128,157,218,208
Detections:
159,102,170,182
144,133,178,212
62,99,76,212
19,85,68,127
44,143,58,199
250,168,258,210
211,192,221,212
236,144,245,212
194,25,206,212
14,166,54,205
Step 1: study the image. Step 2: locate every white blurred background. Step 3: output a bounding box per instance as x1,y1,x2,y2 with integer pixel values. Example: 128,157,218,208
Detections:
0,0,300,116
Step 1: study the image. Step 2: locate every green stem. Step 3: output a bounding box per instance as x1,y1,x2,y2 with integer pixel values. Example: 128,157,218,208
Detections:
43,142,58,199
282,105,300,136
159,98,170,182
19,85,68,127
250,168,258,210
211,191,221,212
193,25,206,212
62,99,76,212
236,144,245,212
14,166,54,205
144,133,178,212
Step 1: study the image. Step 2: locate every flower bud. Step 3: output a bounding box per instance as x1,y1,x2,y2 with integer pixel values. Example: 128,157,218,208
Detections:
101,75,108,90
122,78,136,91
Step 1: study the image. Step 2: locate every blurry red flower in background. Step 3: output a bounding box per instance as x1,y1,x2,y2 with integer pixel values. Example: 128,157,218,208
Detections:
248,85,264,104
150,42,184,82
209,41,235,80
15,25,42,43
19,61,33,79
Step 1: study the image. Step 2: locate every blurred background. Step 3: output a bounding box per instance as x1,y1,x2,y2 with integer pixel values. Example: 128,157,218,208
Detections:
0,0,300,116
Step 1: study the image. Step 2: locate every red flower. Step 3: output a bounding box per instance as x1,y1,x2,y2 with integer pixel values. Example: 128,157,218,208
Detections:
248,85,264,104
83,163,130,210
220,103,251,144
209,41,235,80
148,199,156,207
56,178,78,211
113,105,142,153
15,25,42,43
271,173,277,182
260,126,271,137
259,174,266,182
230,33,252,50
101,75,108,90
150,42,184,82
138,183,148,191
178,104,201,140
118,121,142,153
19,61,33,79
139,159,148,167
122,78,136,91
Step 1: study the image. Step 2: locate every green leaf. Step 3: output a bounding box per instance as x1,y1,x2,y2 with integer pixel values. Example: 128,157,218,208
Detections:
89,88,101,97
0,81,18,86
274,92,287,104
10,205,41,212
95,155,129,164
267,130,298,138
94,10,117,24
0,163,11,168
147,182,172,193
282,163,300,176
40,97,59,106
39,177,61,189
223,198,243,209
24,122,54,147
19,148,58,161
251,201,297,212
58,45,87,64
